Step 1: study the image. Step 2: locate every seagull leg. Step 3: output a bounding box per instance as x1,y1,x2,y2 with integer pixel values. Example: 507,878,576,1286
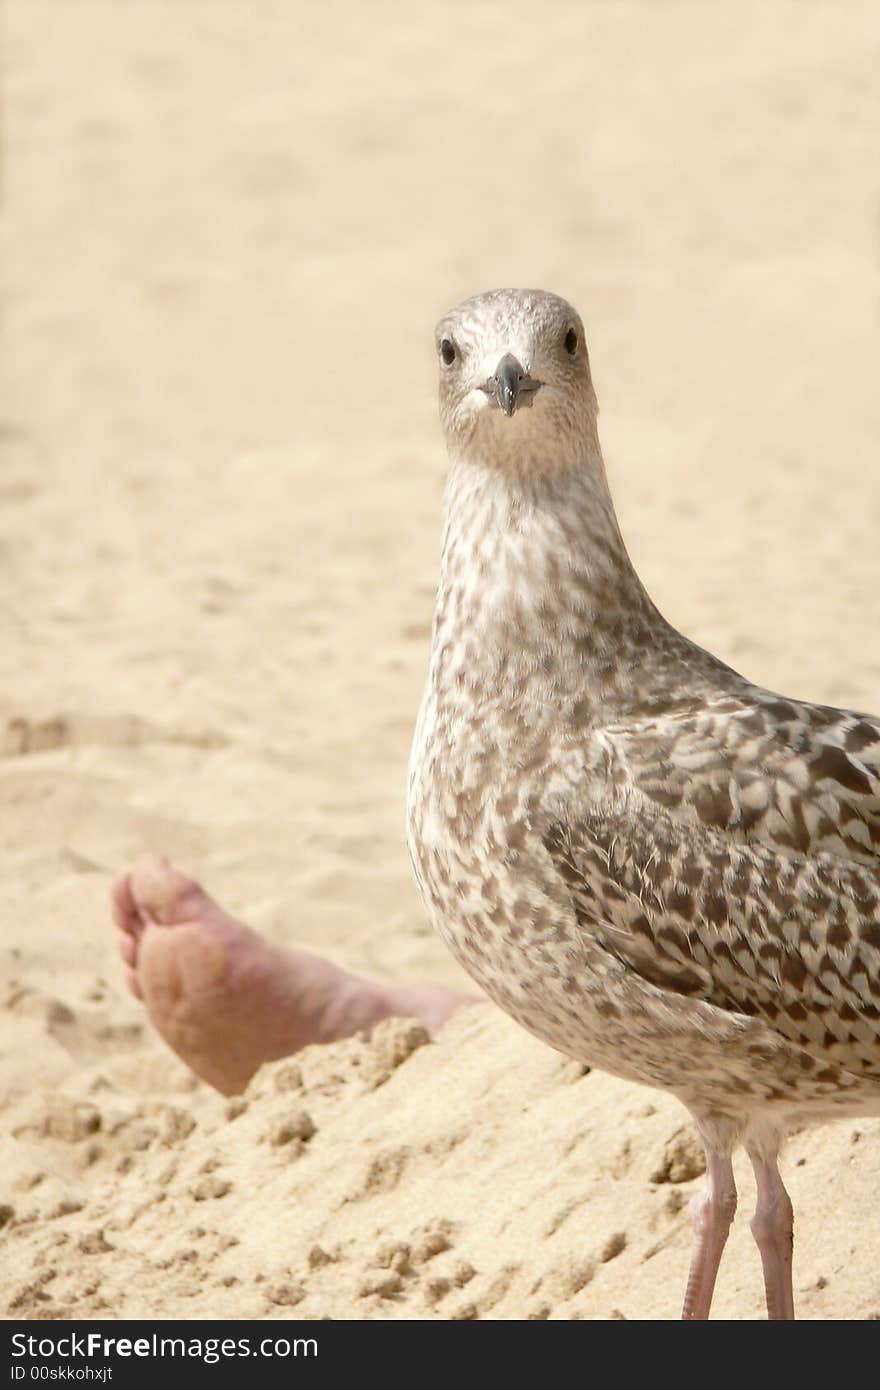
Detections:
681,1150,737,1320
747,1148,795,1320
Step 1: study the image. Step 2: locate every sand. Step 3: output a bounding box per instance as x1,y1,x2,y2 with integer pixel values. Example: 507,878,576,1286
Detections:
2,0,879,1320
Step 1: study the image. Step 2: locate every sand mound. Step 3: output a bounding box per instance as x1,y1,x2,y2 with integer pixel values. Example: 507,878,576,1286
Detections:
3,999,879,1319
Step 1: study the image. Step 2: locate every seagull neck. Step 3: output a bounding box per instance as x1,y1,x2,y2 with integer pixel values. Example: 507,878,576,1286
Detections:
432,451,659,699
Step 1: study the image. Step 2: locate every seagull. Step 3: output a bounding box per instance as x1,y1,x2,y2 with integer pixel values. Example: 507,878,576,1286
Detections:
406,288,880,1320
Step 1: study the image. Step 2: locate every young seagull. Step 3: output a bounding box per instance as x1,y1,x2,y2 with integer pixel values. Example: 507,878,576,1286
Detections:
407,288,880,1321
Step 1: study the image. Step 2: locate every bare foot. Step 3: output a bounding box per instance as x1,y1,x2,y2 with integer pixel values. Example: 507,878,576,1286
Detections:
111,856,470,1095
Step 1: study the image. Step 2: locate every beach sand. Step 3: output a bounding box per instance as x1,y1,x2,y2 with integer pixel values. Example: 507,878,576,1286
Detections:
2,0,879,1319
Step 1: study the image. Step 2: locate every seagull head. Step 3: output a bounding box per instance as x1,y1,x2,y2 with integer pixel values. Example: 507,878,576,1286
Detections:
434,288,598,474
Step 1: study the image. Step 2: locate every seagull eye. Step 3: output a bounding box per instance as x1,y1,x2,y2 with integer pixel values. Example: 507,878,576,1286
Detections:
440,337,457,366
564,327,578,356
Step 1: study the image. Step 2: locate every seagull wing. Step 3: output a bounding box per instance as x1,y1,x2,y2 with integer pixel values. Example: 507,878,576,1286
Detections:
547,688,880,1078
612,686,880,866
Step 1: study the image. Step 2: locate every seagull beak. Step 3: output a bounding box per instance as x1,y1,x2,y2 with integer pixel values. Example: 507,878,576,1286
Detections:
489,354,540,416
495,355,522,416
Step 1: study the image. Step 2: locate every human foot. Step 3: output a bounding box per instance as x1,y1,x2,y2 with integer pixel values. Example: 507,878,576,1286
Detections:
111,856,469,1095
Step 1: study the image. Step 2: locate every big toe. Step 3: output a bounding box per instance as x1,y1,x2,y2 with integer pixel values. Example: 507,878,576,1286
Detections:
129,855,207,927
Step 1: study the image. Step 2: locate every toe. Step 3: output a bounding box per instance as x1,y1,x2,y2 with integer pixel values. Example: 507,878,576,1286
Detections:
125,966,143,1000
111,873,144,936
129,855,206,927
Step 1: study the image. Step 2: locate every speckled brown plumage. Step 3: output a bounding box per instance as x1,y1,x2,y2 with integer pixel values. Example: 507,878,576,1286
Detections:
406,288,880,1319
